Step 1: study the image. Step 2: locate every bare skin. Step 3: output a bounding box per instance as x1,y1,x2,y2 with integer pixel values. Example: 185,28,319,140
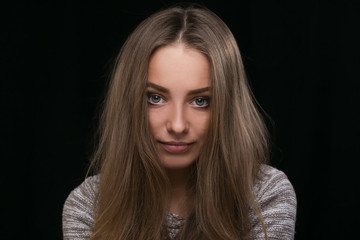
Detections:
147,44,211,215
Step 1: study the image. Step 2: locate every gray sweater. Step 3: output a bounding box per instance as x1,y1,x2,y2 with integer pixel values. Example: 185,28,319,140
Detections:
63,165,297,239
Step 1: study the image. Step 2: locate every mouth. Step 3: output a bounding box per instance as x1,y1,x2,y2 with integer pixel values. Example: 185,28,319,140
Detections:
158,141,195,154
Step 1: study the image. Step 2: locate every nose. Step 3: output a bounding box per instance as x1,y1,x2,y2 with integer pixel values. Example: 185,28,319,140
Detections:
166,104,189,135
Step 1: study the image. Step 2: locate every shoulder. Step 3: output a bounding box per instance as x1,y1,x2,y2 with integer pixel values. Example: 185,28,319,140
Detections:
254,165,296,202
62,175,100,240
252,165,297,239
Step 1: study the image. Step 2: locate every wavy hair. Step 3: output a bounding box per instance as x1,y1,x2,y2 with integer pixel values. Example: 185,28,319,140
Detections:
89,4,268,240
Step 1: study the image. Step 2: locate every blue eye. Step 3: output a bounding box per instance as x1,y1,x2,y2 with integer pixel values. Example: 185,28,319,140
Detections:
192,97,209,107
148,94,164,104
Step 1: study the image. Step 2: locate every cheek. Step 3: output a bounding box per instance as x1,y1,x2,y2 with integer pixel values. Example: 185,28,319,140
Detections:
193,112,210,139
148,109,163,134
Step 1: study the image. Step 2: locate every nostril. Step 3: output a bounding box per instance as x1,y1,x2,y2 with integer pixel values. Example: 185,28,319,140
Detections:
167,121,189,134
166,114,189,134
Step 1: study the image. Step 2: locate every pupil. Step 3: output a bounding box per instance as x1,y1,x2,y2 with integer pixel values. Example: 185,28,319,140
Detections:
196,98,204,106
152,95,160,103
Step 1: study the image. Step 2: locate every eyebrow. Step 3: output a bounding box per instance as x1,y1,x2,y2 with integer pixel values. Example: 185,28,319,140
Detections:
146,82,168,93
146,82,210,95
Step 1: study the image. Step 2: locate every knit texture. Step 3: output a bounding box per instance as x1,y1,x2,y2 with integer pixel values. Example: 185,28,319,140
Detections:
62,165,297,239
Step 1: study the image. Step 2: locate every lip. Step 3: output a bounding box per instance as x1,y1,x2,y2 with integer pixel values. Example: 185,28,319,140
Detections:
158,141,195,153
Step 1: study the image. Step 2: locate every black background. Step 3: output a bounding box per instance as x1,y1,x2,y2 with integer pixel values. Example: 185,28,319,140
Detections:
2,0,359,239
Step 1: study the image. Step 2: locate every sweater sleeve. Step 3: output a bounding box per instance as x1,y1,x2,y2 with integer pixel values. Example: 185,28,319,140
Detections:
251,165,297,240
62,175,99,240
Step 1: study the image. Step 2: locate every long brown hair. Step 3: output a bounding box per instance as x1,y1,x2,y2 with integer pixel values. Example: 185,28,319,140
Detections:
89,4,268,240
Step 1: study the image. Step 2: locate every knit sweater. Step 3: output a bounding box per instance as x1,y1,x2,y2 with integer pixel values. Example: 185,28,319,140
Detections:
62,165,297,239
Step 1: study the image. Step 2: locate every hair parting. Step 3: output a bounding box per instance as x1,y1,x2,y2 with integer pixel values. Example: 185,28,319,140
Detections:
89,4,268,240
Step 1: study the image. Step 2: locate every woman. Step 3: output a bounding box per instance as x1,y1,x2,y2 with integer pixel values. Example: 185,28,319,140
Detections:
63,4,296,240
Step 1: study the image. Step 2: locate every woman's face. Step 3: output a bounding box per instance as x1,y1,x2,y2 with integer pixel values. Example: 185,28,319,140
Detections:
147,44,211,170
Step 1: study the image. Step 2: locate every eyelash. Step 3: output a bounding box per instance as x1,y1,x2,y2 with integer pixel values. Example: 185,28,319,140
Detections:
146,93,210,108
191,97,210,108
147,93,165,105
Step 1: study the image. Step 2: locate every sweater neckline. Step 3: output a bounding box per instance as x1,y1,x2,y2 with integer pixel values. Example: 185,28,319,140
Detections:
166,212,186,239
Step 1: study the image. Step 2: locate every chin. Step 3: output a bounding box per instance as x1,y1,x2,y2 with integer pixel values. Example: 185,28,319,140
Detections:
160,155,197,170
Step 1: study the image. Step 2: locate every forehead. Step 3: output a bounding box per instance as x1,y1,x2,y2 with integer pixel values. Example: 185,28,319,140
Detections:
148,44,210,90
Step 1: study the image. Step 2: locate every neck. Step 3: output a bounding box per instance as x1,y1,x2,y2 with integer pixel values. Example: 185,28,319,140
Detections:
166,167,193,216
